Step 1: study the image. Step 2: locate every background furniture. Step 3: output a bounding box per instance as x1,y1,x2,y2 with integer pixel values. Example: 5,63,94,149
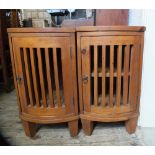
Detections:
9,9,21,27
95,9,128,26
0,10,13,91
77,26,145,135
0,9,21,91
8,28,78,137
61,9,128,27
21,9,128,28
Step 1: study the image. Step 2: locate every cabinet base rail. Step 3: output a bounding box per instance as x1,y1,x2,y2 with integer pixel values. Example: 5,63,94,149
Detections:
80,112,139,135
20,113,79,137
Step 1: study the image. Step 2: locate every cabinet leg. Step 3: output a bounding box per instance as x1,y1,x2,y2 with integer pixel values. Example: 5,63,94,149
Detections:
68,120,78,137
125,117,138,134
81,119,93,136
22,120,37,137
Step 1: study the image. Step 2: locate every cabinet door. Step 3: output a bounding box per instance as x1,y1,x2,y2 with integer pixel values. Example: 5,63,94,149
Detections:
81,35,141,115
12,37,74,116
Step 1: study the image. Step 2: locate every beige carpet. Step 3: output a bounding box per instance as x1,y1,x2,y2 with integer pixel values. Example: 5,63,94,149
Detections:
0,90,145,145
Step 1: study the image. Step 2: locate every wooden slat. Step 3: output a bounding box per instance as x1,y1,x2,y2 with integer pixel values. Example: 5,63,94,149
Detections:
102,45,106,107
23,48,34,106
116,45,122,106
123,45,130,105
37,48,47,107
45,48,54,107
109,45,114,107
94,46,98,106
53,48,61,107
20,50,30,107
30,48,40,107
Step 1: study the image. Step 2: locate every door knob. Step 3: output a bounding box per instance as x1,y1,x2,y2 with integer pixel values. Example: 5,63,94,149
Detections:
82,75,88,84
16,75,22,84
81,48,87,55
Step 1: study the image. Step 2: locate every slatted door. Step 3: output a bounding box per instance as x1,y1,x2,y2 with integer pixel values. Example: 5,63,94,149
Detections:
12,37,74,116
81,36,140,115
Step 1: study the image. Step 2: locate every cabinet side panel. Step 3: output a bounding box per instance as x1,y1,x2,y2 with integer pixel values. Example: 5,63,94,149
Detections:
8,35,22,113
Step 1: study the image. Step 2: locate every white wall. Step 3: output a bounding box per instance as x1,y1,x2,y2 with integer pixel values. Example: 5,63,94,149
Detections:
129,10,155,127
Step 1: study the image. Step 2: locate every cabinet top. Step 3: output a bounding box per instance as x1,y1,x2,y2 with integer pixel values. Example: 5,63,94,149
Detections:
76,26,146,32
7,26,146,33
7,27,76,33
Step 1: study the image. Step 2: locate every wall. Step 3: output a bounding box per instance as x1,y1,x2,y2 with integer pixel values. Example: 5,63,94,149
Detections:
129,10,155,127
22,9,51,27
22,9,92,27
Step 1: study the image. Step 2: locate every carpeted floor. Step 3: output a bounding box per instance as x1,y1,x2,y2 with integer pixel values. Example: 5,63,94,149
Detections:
0,90,145,146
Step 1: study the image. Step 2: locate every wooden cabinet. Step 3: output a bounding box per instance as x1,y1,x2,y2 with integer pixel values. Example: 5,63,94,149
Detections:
8,26,145,137
77,26,145,135
8,28,78,137
95,9,128,26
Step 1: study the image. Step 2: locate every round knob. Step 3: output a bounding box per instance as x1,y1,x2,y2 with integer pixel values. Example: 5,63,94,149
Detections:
82,75,88,84
81,48,87,55
16,75,22,84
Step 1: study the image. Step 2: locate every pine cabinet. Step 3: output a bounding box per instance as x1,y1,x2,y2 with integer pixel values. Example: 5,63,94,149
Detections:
8,28,78,137
8,26,145,137
77,26,145,135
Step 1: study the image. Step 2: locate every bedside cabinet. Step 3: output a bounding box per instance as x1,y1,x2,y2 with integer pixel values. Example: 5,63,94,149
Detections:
8,28,78,137
76,26,145,135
